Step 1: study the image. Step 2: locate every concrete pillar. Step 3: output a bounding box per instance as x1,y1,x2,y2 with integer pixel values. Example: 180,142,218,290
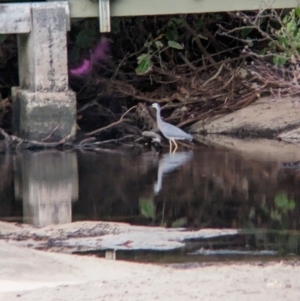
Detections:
12,2,76,142
14,151,78,227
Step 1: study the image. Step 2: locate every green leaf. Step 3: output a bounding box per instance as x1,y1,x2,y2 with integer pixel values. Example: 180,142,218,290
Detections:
168,40,184,50
241,27,253,38
287,201,296,210
139,199,155,219
172,217,187,228
144,40,152,48
286,20,296,33
295,7,300,17
196,18,204,28
135,55,152,74
274,192,295,211
271,209,282,221
257,48,266,55
275,193,288,207
137,53,150,64
273,55,287,66
268,40,277,51
277,36,289,47
260,204,269,215
154,40,163,50
165,29,179,41
0,34,6,44
170,17,184,26
283,15,289,24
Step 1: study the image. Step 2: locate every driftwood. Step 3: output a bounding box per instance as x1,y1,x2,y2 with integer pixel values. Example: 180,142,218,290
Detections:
0,127,72,152
0,125,162,153
136,103,157,131
142,131,162,143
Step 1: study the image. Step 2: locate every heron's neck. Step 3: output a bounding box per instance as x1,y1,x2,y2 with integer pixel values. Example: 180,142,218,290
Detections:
156,107,163,123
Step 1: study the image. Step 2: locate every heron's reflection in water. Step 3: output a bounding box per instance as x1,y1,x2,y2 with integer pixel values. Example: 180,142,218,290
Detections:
154,151,193,194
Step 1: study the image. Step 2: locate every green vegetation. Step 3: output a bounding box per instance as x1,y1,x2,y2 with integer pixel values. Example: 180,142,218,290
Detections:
234,7,300,66
271,8,300,66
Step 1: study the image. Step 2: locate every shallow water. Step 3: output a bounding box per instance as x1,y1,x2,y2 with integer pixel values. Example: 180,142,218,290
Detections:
0,146,300,260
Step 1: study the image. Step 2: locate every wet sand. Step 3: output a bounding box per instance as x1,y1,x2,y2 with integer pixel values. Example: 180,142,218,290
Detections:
0,240,299,301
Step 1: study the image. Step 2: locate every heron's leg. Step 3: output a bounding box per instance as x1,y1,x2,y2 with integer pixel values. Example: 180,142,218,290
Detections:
169,139,172,153
173,139,178,153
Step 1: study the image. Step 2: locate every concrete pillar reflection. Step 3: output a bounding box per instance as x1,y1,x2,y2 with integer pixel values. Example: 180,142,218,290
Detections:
14,151,78,226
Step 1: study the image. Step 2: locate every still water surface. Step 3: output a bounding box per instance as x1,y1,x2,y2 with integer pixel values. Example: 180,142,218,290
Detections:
0,147,300,260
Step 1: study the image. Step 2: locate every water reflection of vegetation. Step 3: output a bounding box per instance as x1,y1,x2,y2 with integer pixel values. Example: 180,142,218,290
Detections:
244,190,299,255
241,229,300,255
248,192,297,227
74,151,300,232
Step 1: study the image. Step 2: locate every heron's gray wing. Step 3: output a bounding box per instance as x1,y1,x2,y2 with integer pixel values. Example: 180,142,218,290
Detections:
160,121,193,140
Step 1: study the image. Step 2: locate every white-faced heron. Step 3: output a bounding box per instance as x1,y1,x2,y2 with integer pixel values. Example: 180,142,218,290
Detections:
151,103,193,152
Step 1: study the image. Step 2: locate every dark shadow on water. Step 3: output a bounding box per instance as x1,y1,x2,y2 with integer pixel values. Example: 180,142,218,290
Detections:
0,146,300,260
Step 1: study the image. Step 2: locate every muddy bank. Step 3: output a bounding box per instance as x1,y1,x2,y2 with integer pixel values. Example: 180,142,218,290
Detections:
0,221,237,253
195,135,300,162
190,96,300,143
